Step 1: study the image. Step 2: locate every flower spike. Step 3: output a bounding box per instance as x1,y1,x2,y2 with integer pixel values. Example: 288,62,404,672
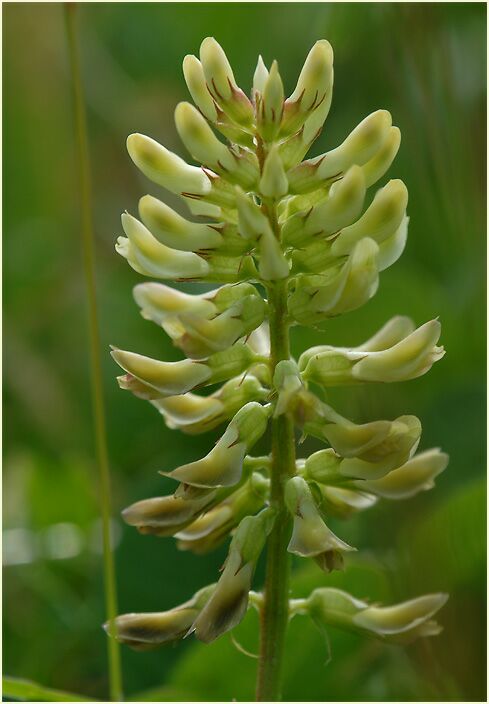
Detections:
108,36,448,673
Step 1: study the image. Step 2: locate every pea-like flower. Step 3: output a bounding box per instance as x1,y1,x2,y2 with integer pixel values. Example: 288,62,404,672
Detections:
289,237,380,324
121,491,216,537
306,588,448,644
287,110,393,194
126,132,211,197
360,448,448,499
175,102,259,188
321,415,421,479
281,40,334,137
199,37,255,127
330,179,408,257
117,212,210,281
162,402,271,488
105,584,216,650
282,165,366,249
190,507,276,642
134,280,266,359
285,476,355,572
111,342,258,397
299,318,444,385
256,61,284,141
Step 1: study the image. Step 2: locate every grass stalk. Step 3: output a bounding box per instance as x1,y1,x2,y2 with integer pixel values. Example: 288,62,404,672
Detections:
64,5,123,701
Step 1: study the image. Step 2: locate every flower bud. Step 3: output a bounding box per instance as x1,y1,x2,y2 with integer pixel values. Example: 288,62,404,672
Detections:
138,195,222,252
320,414,422,480
112,343,256,397
306,588,448,644
175,101,234,172
281,40,334,137
182,56,253,147
190,508,275,642
285,476,355,571
282,165,366,248
361,126,401,187
117,213,209,280
199,37,254,127
361,448,448,499
235,187,273,240
152,375,268,435
111,348,211,396
164,402,271,488
175,102,259,188
299,320,444,385
259,144,289,198
289,237,379,324
135,282,265,359
133,281,216,327
257,61,285,141
171,293,266,358
105,584,216,649
287,110,392,194
183,54,219,122
317,110,393,176
279,93,333,170
258,229,290,280
121,491,216,537
352,593,448,643
127,133,210,196
351,319,444,383
176,472,270,553
252,55,269,97
331,179,408,257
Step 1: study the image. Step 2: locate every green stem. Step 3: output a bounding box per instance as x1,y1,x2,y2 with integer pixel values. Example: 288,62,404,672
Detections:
256,278,295,701
64,5,123,701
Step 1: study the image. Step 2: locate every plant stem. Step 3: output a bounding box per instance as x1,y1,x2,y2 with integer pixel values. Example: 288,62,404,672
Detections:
256,278,295,702
64,5,123,701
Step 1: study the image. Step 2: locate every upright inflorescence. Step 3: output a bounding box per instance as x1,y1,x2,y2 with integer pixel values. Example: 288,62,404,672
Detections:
106,36,448,688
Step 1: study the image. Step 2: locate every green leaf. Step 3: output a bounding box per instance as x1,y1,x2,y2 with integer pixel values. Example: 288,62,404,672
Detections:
2,676,98,702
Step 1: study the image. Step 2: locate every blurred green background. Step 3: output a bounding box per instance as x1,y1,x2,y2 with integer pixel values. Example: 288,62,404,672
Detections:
3,2,486,701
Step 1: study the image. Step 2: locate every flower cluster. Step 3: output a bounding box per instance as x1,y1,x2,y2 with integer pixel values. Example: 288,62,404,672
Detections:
107,38,447,652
